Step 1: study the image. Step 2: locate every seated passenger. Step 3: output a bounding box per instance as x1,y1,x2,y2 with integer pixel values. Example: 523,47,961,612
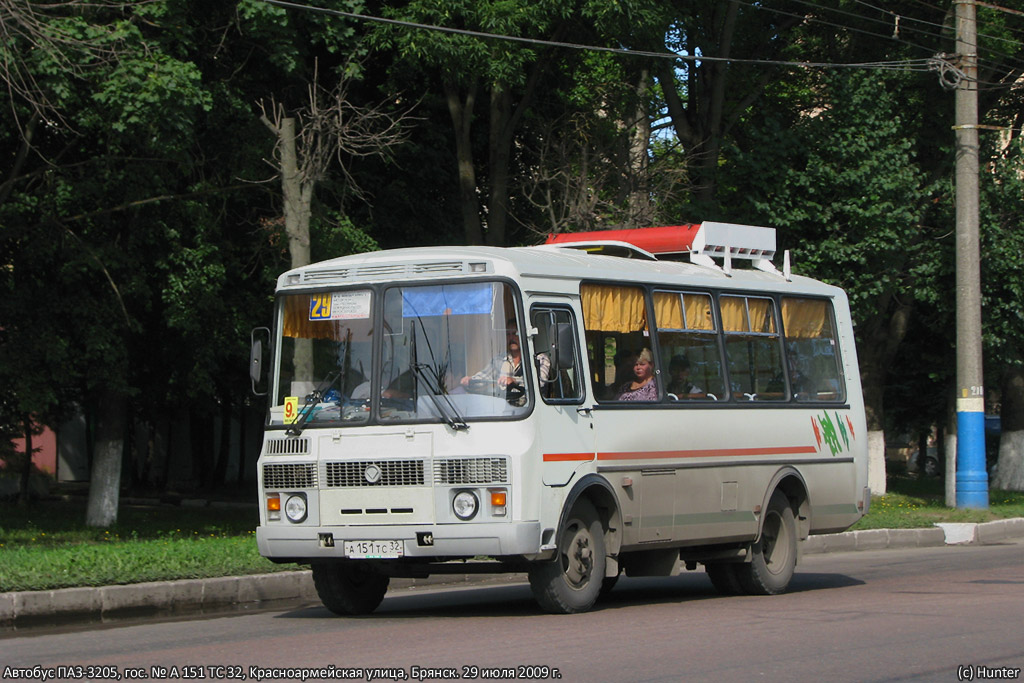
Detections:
616,348,658,401
668,354,703,398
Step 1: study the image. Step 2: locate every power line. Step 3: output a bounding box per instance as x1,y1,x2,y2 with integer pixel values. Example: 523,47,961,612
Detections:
258,0,939,74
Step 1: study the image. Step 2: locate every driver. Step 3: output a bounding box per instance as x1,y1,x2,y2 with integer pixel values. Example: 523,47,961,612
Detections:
460,318,551,397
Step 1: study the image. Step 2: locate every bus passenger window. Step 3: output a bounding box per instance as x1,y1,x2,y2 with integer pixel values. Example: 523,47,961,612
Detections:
581,284,658,402
653,291,726,401
781,297,845,402
720,295,786,401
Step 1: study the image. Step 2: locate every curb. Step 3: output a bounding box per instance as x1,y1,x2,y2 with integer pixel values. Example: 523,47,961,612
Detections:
3,519,1023,629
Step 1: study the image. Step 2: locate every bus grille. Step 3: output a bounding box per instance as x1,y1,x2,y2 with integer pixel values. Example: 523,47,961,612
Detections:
325,460,425,487
264,438,310,455
434,457,508,485
263,462,318,489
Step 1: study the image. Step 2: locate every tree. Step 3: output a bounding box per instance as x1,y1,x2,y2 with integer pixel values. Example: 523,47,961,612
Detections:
726,71,942,494
980,139,1024,491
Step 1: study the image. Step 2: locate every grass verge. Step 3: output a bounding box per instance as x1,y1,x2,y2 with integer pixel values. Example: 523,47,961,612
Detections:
850,475,1024,530
2,477,1023,593
0,499,293,593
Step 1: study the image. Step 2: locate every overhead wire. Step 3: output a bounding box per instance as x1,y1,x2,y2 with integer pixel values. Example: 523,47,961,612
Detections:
742,0,1024,89
260,0,937,70
257,0,1021,88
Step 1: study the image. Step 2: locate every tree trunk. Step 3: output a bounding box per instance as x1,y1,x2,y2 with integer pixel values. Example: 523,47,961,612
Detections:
626,68,652,226
18,413,32,506
445,80,483,245
993,364,1024,491
487,85,514,247
857,301,913,496
278,116,313,380
85,392,127,527
212,394,232,489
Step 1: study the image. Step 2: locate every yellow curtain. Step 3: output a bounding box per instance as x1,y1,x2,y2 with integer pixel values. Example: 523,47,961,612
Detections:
653,292,684,330
683,293,715,331
720,296,748,332
782,297,828,338
581,284,647,333
748,298,775,334
721,296,776,334
282,294,353,341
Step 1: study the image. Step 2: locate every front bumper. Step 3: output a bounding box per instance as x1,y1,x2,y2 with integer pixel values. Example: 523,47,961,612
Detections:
257,521,542,560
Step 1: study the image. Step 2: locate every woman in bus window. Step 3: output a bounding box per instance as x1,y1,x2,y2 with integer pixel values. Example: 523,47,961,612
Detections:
616,348,658,401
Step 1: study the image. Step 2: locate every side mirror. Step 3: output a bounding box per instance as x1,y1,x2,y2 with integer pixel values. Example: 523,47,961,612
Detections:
250,327,270,396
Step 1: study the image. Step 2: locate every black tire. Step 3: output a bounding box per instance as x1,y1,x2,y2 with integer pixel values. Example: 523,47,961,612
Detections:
312,563,390,616
705,562,745,595
529,499,606,614
736,490,797,595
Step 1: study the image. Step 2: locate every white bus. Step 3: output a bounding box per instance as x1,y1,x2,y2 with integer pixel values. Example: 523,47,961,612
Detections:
251,222,869,615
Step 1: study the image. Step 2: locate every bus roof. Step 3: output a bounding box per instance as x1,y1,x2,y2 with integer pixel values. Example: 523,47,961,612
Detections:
276,239,840,300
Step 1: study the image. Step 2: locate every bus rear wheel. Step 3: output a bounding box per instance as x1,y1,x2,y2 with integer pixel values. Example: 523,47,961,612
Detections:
736,490,797,595
529,499,606,614
312,563,390,616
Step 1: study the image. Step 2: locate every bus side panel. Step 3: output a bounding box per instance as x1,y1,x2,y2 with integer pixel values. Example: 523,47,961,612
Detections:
593,405,863,551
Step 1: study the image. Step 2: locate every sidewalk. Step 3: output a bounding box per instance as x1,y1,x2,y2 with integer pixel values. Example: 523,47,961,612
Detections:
3,518,1023,630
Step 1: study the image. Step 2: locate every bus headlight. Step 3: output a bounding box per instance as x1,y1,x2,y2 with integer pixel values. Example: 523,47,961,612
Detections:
284,494,308,523
452,490,478,520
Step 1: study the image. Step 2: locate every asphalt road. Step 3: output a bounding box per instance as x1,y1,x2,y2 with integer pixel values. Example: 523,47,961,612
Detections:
3,540,1023,683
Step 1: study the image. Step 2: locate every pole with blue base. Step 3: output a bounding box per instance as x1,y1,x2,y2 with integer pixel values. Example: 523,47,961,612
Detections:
953,1,989,510
956,397,988,509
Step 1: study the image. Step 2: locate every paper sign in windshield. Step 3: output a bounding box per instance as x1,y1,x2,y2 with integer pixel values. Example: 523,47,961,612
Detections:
309,290,372,320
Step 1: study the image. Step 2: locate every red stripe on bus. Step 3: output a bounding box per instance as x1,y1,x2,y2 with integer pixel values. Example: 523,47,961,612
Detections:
597,446,818,460
543,445,818,463
543,452,595,462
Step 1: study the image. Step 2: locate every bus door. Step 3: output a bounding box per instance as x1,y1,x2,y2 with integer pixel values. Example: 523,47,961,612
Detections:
529,304,593,486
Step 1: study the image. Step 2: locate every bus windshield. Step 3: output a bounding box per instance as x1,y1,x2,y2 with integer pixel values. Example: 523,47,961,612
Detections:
268,281,531,429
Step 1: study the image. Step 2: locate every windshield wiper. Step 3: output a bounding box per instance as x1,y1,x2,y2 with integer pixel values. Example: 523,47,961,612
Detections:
413,363,468,431
287,369,341,436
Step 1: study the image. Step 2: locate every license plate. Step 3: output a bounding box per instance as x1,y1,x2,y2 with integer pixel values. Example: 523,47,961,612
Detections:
344,539,404,559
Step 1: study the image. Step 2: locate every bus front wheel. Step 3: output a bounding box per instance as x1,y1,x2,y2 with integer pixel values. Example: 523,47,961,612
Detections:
529,499,606,614
736,490,797,595
312,563,390,616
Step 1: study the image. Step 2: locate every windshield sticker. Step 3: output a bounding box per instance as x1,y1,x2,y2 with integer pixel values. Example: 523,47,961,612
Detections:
284,396,298,424
309,291,372,321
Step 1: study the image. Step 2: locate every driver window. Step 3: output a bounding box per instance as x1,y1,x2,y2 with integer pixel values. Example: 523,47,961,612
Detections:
531,306,583,403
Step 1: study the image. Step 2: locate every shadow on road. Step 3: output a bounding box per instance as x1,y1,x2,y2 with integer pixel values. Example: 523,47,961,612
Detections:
277,569,864,621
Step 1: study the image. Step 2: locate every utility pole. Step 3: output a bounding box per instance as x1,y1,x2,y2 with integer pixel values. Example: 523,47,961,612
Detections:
953,0,988,509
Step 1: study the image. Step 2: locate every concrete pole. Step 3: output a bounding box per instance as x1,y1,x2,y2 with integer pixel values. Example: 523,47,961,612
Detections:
954,0,988,508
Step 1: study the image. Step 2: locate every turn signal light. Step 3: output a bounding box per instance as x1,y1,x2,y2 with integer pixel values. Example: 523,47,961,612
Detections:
490,489,507,516
267,494,281,521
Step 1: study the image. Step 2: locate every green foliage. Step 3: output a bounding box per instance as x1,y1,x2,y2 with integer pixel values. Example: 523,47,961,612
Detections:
729,71,941,322
311,212,380,261
979,139,1024,367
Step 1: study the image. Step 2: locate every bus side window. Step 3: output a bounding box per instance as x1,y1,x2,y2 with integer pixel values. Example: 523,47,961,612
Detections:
653,291,726,401
531,306,583,403
720,295,786,401
581,284,657,402
781,297,846,402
